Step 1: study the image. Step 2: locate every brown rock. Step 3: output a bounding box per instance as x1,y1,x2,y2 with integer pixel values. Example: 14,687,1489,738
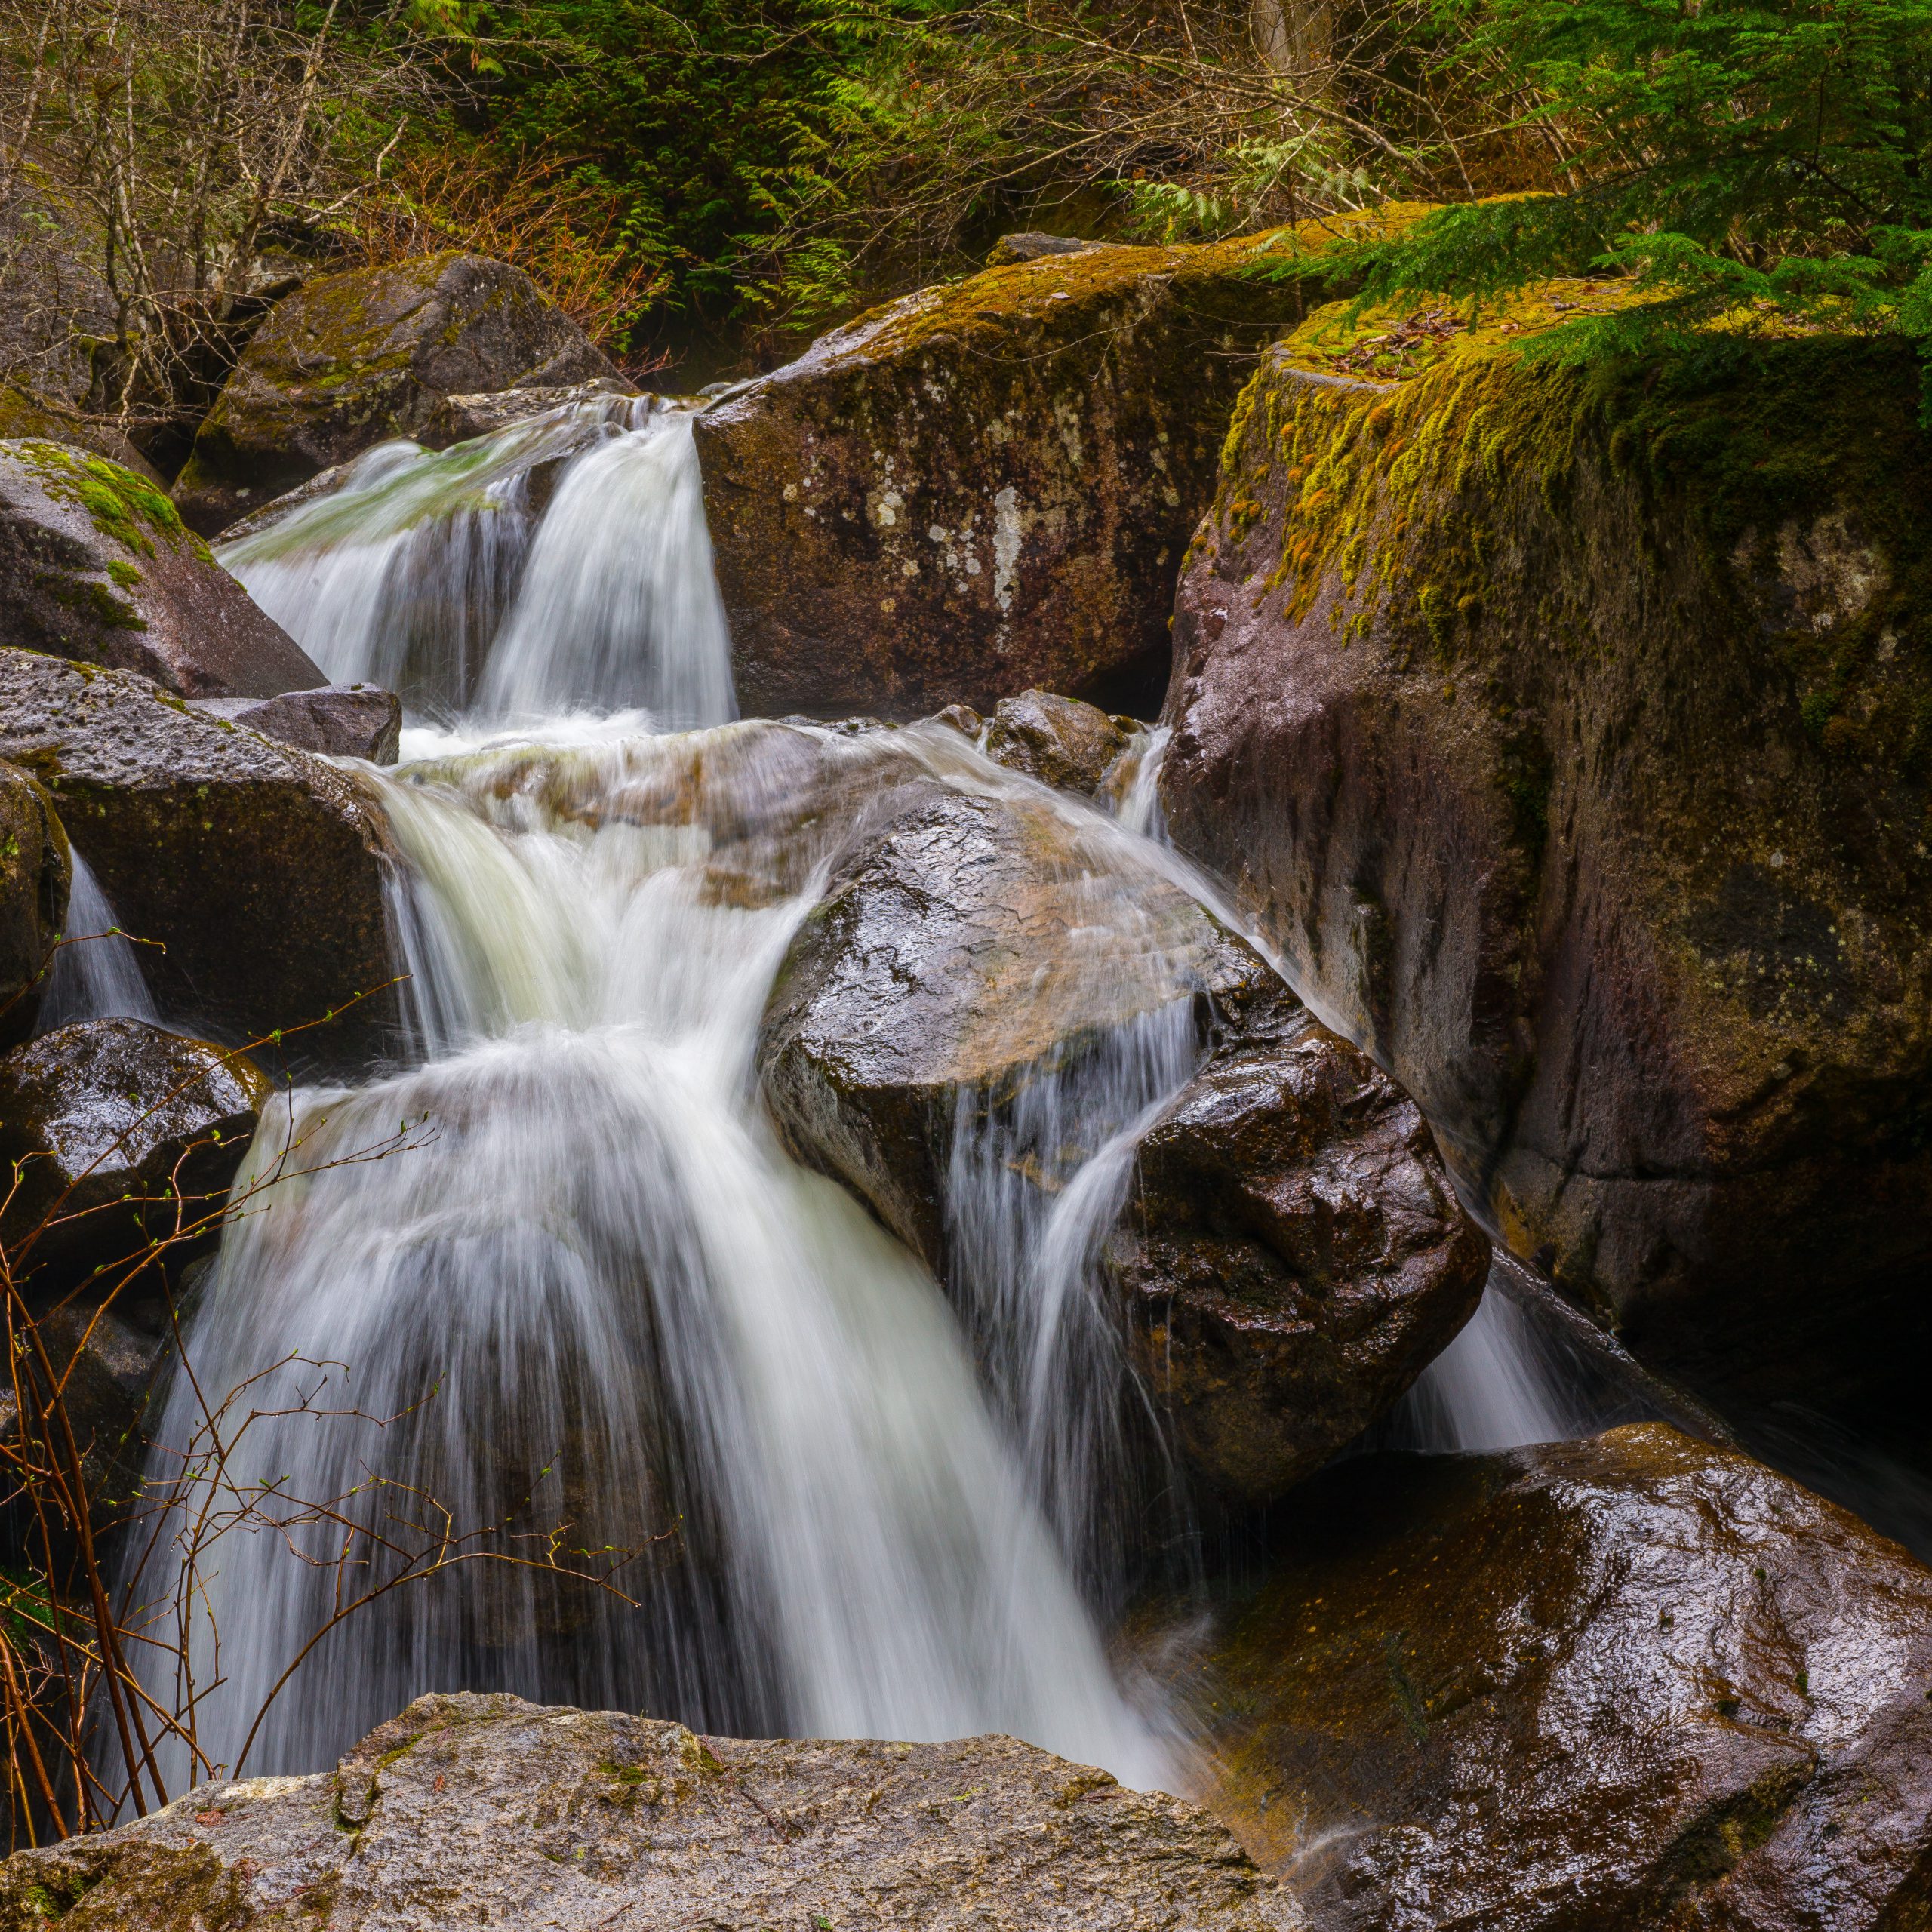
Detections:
1161,309,1932,1417
186,685,401,764
1175,1423,1932,1932
0,758,69,1047
696,208,1430,721
174,252,617,536
982,687,1132,794
0,650,397,1067
0,1690,1303,1930
0,441,325,698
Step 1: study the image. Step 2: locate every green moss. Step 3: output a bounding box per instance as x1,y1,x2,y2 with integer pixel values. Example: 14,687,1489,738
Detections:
105,557,141,588
12,438,189,558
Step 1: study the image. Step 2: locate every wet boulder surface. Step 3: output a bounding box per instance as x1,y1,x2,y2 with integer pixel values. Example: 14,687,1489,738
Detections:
174,251,617,537
696,208,1426,721
758,774,1484,1501
1161,297,1932,1420
0,1017,267,1292
0,650,396,1066
1173,1423,1932,1932
0,1690,1303,1930
0,758,69,1047
186,685,402,764
980,686,1134,795
0,441,325,698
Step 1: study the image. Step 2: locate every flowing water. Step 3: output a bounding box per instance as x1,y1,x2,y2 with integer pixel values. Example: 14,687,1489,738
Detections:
128,401,1232,1796
39,852,160,1032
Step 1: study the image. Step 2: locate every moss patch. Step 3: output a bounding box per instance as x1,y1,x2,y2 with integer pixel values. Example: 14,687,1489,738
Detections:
11,439,189,558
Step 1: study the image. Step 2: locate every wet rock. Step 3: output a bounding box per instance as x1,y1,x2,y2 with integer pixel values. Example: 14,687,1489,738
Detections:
0,1690,1303,1930
0,441,326,698
759,781,1482,1499
1177,1423,1932,1932
0,759,69,1048
1163,307,1932,1418
0,1017,267,1291
0,650,397,1066
982,687,1131,795
174,252,617,537
186,685,401,764
419,376,645,449
696,206,1428,721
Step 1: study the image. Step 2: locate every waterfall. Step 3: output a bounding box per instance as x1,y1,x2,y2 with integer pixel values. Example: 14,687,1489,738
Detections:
38,851,159,1031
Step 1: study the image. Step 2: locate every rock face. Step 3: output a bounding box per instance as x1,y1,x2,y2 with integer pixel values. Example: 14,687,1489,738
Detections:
174,252,617,536
0,758,69,1047
0,651,397,1066
697,208,1425,721
1181,1423,1932,1932
1162,305,1932,1415
186,685,402,764
759,778,1482,1500
0,441,326,698
0,1690,1302,1930
0,1017,268,1290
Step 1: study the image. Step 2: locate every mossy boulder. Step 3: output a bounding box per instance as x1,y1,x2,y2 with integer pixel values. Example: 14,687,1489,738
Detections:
695,207,1430,721
0,650,397,1069
0,1017,267,1295
1161,300,1932,1419
0,759,69,1048
173,252,617,537
0,383,162,481
0,1690,1303,1930
1171,1423,1932,1932
758,777,1482,1502
0,440,325,698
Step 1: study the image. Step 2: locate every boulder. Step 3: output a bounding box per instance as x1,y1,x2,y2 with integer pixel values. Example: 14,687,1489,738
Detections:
173,252,617,537
418,376,645,449
1161,296,1932,1417
981,687,1132,795
186,685,401,764
1175,1423,1932,1932
986,231,1107,266
759,780,1483,1500
0,1018,267,1291
0,383,162,481
0,441,325,698
0,651,398,1066
0,759,69,1048
696,206,1428,721
0,1690,1303,1930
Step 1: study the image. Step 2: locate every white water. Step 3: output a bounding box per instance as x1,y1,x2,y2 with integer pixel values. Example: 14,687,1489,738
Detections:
38,853,159,1032
133,399,1204,1795
1388,1278,1581,1452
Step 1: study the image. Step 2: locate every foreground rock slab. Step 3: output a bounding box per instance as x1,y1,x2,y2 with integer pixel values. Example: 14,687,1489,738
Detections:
0,651,395,1066
1179,1423,1932,1932
1163,305,1932,1417
174,251,617,536
0,441,325,697
0,1691,1303,1930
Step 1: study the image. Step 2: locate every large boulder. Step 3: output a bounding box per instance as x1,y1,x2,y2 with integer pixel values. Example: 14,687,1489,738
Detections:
696,208,1426,721
1161,297,1932,1418
758,777,1483,1500
0,441,325,697
0,1690,1303,1930
1176,1423,1932,1932
0,651,397,1066
173,252,617,537
0,1017,268,1293
0,759,69,1047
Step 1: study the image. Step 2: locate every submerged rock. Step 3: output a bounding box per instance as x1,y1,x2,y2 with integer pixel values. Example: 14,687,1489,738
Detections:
0,650,397,1066
1163,303,1932,1418
174,252,617,537
759,780,1482,1500
0,441,325,697
0,1017,268,1291
696,207,1426,721
981,687,1131,795
0,1690,1303,1930
1177,1423,1932,1932
186,684,402,764
0,759,69,1048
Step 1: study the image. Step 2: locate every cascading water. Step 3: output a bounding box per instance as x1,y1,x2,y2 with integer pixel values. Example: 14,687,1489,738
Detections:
132,398,1215,1796
39,853,159,1032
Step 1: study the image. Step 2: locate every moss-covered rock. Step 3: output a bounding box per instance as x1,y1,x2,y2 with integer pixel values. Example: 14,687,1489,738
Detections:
0,1017,267,1295
173,253,617,537
0,1691,1302,1930
1168,1423,1932,1932
0,383,162,481
0,650,397,1069
695,207,1431,721
0,440,325,698
0,759,69,1048
1161,301,1932,1417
